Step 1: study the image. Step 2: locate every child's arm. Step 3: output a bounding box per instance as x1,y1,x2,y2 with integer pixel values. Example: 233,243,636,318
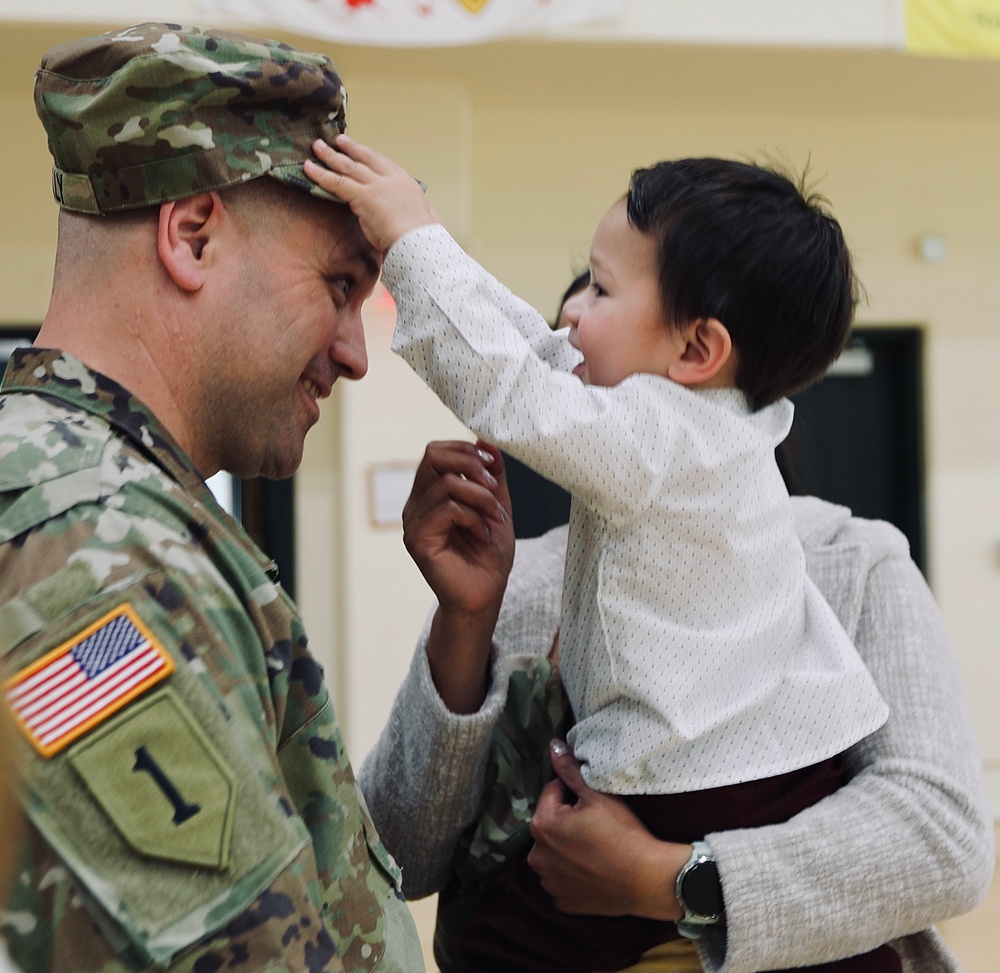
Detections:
305,135,437,253
307,135,573,364
306,136,677,518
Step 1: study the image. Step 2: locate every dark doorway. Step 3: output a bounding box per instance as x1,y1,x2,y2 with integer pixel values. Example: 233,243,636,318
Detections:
240,477,296,600
786,327,926,575
502,452,571,540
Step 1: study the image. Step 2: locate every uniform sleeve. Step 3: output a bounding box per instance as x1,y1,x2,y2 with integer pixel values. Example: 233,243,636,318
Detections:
1,561,334,973
699,533,995,972
2,491,413,973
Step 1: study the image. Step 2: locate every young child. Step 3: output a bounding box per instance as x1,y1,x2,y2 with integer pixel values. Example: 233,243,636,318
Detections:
305,139,896,973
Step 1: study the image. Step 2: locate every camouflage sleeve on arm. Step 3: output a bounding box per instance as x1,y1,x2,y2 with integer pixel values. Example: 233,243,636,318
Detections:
433,656,574,973
1,432,419,972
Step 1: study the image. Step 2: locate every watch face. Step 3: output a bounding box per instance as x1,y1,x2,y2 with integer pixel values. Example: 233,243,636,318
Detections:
683,860,724,919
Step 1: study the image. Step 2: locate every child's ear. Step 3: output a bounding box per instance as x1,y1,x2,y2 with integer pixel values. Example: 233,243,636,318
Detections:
667,318,735,387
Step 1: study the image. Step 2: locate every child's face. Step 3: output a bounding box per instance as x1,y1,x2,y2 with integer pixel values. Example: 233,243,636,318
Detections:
566,200,680,388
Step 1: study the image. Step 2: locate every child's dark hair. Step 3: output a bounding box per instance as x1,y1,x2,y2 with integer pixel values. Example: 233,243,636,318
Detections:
626,158,857,410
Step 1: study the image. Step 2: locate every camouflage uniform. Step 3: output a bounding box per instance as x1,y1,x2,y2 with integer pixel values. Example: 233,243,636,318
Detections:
0,349,424,973
433,656,573,973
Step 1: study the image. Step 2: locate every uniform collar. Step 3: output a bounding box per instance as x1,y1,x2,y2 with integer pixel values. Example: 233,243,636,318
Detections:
1,347,216,509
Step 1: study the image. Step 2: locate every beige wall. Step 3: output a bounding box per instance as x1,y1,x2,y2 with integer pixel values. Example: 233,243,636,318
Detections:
3,20,1000,810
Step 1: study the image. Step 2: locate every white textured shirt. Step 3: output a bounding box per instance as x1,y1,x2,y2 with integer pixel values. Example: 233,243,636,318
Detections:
383,224,888,793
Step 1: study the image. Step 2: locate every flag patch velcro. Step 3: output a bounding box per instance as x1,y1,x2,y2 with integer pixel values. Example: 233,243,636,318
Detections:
5,604,174,758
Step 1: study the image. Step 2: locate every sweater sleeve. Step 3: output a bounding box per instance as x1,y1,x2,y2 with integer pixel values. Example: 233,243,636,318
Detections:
699,524,994,972
358,527,568,899
357,628,509,899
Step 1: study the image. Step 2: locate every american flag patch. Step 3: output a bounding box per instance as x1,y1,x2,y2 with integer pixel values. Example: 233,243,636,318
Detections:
4,604,174,758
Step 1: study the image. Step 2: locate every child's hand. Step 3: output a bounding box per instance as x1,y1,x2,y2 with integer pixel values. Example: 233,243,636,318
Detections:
305,134,437,253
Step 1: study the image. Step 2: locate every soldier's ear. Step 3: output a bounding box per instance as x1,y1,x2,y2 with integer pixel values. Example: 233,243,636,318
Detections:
156,192,224,293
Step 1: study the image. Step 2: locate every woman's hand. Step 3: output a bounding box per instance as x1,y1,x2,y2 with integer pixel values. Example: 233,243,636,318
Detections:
403,439,513,616
528,741,691,920
403,439,514,713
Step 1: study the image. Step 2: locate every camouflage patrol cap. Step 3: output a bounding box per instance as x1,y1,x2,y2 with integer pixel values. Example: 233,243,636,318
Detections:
34,22,347,215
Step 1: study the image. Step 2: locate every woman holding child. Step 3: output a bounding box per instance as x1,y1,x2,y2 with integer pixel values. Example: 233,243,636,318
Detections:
305,140,994,972
361,437,992,973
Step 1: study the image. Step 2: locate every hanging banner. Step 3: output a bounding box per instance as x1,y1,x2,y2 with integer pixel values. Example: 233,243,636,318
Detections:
200,0,626,47
906,0,1000,56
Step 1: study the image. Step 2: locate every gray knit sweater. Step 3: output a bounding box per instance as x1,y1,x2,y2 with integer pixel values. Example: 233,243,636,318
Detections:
359,497,994,972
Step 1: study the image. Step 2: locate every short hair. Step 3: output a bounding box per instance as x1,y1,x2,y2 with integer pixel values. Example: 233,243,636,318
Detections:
625,159,857,410
223,177,317,233
52,177,338,287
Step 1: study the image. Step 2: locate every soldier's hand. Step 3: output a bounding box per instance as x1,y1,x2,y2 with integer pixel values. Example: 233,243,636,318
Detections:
305,135,437,253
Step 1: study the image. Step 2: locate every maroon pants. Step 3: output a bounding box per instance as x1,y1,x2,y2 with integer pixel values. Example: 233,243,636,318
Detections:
458,755,902,973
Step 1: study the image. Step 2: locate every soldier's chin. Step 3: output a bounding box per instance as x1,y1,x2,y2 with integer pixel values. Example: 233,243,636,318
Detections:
259,450,304,481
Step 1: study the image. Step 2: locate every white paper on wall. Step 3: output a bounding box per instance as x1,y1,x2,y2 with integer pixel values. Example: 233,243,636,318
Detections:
198,0,625,47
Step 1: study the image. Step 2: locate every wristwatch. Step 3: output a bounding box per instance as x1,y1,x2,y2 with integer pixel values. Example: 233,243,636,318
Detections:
675,840,725,940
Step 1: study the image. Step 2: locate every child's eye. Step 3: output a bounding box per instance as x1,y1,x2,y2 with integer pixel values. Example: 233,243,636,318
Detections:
590,281,607,298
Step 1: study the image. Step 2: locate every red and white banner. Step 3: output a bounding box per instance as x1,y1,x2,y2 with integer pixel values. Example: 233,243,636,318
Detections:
201,0,626,47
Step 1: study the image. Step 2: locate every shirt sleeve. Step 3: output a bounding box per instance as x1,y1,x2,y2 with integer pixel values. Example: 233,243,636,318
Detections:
698,519,995,972
382,224,697,520
357,630,509,899
358,526,568,898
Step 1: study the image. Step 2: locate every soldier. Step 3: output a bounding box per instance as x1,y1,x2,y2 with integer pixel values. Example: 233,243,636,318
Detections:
0,22,512,973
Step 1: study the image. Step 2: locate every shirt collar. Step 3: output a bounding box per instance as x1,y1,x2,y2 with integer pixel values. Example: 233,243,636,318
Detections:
693,386,752,414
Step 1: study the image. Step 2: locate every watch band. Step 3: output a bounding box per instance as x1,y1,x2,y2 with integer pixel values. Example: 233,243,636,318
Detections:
675,840,724,940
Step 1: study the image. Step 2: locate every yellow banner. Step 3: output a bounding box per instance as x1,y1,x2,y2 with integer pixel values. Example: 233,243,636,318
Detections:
906,0,1000,57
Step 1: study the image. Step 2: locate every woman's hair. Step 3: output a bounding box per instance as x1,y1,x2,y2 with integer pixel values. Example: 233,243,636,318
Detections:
626,159,857,410
555,270,590,324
